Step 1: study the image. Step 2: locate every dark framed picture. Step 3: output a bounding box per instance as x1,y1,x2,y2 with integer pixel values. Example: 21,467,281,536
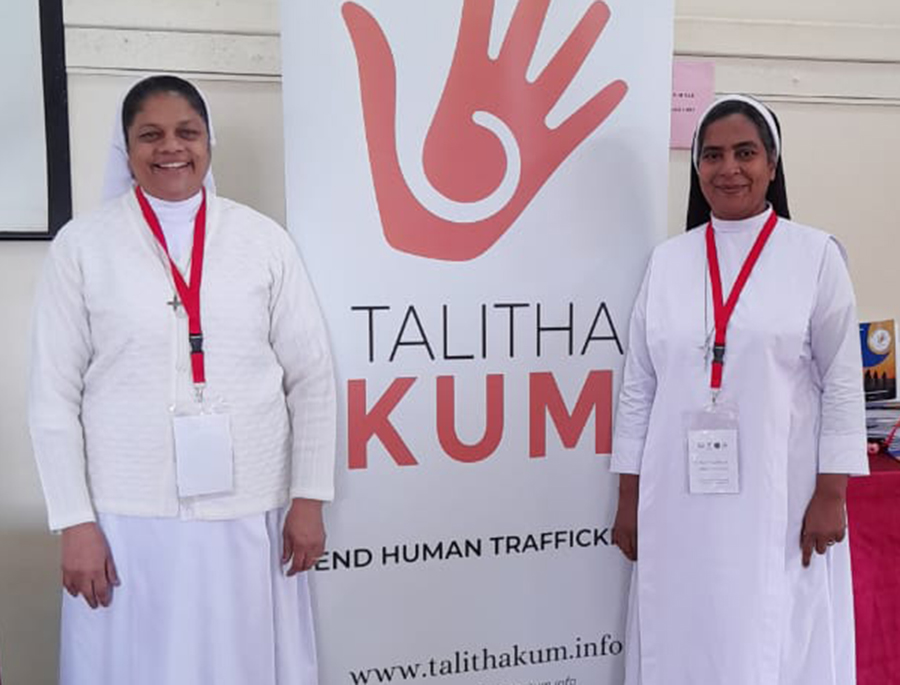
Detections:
0,0,72,240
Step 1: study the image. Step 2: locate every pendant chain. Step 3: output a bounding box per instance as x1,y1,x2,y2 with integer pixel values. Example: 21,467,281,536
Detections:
702,255,713,366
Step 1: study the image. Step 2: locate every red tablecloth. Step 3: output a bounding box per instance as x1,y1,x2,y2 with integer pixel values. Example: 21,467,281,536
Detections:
848,454,900,685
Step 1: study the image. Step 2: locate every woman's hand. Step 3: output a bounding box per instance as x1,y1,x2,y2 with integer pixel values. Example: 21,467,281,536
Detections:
61,522,119,609
611,474,639,562
800,474,849,567
282,498,326,576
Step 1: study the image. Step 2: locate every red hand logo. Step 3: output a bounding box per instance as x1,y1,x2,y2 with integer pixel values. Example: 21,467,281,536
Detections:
343,0,628,261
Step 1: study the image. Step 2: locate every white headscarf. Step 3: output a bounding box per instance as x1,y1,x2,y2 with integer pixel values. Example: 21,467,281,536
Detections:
102,74,217,202
691,94,781,171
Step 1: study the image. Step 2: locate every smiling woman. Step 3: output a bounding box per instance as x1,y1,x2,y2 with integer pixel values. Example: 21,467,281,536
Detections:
696,114,776,220
28,74,338,685
610,94,868,685
685,96,790,229
123,80,212,202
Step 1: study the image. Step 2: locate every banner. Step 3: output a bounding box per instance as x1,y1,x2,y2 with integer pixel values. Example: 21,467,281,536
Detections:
282,2,673,683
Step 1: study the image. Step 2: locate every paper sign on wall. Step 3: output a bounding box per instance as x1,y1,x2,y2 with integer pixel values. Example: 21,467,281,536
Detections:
671,60,715,149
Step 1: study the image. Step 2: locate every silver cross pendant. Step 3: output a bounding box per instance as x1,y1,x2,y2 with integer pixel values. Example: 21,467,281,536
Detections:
167,294,182,313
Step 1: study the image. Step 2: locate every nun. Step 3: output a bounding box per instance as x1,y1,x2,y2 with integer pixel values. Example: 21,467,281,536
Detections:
610,95,868,685
29,74,335,685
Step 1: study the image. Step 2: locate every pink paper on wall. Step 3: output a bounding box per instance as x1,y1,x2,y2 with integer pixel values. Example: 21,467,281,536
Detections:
671,60,715,149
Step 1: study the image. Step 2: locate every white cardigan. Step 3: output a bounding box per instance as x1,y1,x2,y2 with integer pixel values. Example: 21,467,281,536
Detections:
29,191,336,530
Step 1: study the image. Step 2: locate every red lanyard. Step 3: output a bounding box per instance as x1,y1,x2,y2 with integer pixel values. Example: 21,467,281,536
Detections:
706,210,778,390
135,186,208,389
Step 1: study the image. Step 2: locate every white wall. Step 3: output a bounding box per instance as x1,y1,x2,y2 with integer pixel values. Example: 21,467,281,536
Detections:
1,1,898,682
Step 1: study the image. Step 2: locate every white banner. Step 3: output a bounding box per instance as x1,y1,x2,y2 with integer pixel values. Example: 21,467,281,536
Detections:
282,2,673,683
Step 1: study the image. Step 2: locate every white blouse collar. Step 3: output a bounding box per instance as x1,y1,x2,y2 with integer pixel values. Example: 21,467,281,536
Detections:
143,189,204,226
710,205,772,234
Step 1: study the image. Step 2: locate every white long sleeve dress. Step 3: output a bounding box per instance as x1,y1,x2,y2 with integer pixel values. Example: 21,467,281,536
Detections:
611,208,868,685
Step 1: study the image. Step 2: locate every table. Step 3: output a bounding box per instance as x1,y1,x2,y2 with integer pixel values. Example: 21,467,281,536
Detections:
848,453,900,685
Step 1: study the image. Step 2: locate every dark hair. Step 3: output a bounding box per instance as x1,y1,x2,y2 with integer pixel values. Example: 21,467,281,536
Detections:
685,99,790,229
121,75,209,148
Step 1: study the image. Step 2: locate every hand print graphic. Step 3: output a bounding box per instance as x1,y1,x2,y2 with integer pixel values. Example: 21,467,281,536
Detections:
343,0,628,261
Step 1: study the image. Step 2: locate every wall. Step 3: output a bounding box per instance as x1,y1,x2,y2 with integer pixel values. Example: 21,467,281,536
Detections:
0,1,897,682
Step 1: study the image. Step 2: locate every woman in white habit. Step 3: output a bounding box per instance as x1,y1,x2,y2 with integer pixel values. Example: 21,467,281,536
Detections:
29,75,335,685
610,95,868,684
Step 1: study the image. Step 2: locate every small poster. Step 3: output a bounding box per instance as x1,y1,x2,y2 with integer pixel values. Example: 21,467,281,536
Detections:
860,319,897,401
670,60,715,149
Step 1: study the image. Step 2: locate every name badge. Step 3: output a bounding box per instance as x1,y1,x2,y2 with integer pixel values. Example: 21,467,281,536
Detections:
688,428,739,494
172,412,234,497
685,403,739,495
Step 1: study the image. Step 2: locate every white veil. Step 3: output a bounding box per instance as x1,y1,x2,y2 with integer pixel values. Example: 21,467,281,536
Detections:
691,94,781,171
